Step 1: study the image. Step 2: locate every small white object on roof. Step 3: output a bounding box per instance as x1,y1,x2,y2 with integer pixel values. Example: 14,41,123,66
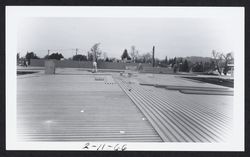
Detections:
45,120,53,124
119,131,125,134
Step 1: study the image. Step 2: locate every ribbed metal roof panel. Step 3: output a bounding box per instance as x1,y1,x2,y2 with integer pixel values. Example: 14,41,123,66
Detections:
116,76,233,142
17,74,162,142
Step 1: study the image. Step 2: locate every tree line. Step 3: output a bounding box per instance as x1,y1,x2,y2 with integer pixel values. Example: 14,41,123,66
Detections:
17,43,234,75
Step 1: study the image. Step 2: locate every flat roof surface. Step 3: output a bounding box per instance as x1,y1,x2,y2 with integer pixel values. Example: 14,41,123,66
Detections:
17,71,162,142
116,74,233,142
17,68,233,142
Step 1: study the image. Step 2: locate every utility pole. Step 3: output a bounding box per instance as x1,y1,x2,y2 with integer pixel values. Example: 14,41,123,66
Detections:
48,50,50,56
152,46,155,67
93,51,96,62
76,48,78,55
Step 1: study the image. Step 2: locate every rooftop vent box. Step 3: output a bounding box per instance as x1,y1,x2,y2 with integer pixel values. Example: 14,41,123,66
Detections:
45,60,56,74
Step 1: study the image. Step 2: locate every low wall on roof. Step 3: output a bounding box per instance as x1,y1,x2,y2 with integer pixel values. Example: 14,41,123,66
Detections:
30,59,93,68
97,62,125,69
30,59,45,67
30,59,152,70
141,66,173,74
56,60,93,68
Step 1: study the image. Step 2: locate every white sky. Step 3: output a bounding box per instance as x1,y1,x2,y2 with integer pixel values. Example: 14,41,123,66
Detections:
17,15,243,59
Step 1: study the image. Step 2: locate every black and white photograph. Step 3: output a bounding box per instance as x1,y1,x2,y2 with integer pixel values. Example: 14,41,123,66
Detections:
6,6,244,151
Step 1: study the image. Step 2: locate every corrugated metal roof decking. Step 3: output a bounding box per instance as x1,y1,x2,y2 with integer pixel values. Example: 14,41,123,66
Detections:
115,76,233,142
17,74,162,142
17,69,233,143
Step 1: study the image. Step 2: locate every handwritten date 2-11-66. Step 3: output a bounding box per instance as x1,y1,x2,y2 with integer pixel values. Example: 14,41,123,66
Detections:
82,142,127,151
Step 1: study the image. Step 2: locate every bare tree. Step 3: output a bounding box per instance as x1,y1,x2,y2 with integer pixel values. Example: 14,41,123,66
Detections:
102,52,108,60
141,52,152,63
130,45,139,63
90,43,102,62
212,50,224,75
212,50,234,75
222,52,234,75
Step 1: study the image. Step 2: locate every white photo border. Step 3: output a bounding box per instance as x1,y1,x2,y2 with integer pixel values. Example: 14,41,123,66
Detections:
6,6,245,151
